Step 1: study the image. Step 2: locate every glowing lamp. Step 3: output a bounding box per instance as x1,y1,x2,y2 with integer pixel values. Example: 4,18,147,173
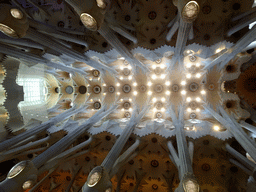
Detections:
87,167,103,187
186,74,192,79
7,161,26,179
182,1,200,22
181,81,186,85
213,125,220,131
186,97,192,102
96,0,106,9
165,81,171,86
22,180,33,190
81,13,98,31
182,174,200,192
0,5,29,38
10,8,23,19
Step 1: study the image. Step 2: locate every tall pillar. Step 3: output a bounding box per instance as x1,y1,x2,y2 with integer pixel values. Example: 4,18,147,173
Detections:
171,0,200,66
167,105,199,192
82,105,150,192
203,104,256,162
0,106,83,152
0,105,117,192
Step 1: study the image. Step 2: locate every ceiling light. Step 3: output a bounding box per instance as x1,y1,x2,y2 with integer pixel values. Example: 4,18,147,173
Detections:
117,92,120,95
181,90,187,95
128,76,132,80
186,97,192,102
148,91,152,95
165,81,171,86
120,99,123,102
116,83,120,86
153,108,157,112
10,8,24,19
196,73,201,78
148,82,152,86
196,108,200,112
152,65,157,69
129,98,132,102
161,97,166,102
120,76,123,80
182,1,200,22
214,125,220,131
196,63,200,67
153,98,157,102
186,74,192,79
160,74,166,79
133,91,137,96
133,82,137,86
186,63,192,68
129,108,132,111
121,108,124,111
80,13,98,31
96,0,106,9
200,90,206,95
161,108,165,112
120,66,124,70
196,97,201,102
128,66,132,70
181,81,186,85
103,83,106,86
166,91,171,95
187,108,192,112
152,74,157,79
160,64,165,69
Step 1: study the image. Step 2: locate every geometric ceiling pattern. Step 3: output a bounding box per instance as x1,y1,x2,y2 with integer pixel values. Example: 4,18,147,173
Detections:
0,0,256,192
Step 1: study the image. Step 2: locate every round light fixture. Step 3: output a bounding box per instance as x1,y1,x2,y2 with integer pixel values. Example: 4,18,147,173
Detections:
10,8,24,19
0,23,17,37
96,0,106,9
7,161,26,178
80,13,98,31
87,167,103,187
182,1,200,22
22,180,33,190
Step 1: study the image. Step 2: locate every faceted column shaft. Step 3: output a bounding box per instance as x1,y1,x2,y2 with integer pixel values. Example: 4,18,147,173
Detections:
175,106,193,177
240,121,256,135
0,43,87,75
26,28,116,74
204,104,256,162
109,139,140,178
0,106,82,153
226,144,255,171
32,105,117,169
98,22,150,73
0,136,50,163
101,105,150,173
230,159,253,176
205,25,256,70
173,20,192,65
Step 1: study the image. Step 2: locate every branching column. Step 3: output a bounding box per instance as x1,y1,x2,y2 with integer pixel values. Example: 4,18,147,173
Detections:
82,105,150,192
203,104,256,162
0,106,83,153
167,105,199,192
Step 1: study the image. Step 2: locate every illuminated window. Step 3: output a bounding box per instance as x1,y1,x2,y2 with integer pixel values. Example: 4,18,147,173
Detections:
17,78,46,107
